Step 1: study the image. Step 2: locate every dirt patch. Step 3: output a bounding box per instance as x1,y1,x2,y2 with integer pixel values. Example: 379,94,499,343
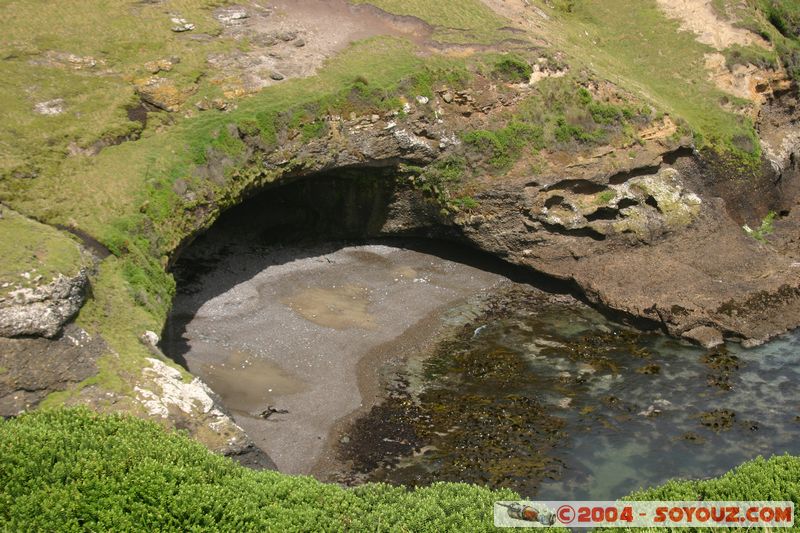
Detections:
655,0,770,51
479,0,551,37
704,52,782,105
207,0,433,97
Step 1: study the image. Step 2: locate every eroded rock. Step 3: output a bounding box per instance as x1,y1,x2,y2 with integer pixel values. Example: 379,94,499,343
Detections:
0,324,102,415
134,357,249,454
683,325,724,349
0,270,88,338
33,99,65,116
134,76,195,112
170,16,195,32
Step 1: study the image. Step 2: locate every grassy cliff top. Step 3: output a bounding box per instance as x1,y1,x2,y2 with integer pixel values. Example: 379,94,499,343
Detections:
0,207,91,298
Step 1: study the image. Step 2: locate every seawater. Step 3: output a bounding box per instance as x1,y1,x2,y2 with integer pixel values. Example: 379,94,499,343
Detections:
349,286,800,500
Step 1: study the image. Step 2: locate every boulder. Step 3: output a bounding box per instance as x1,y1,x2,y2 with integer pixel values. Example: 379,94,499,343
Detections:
0,270,88,338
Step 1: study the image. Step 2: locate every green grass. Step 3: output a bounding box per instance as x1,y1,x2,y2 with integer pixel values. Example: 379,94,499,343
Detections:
464,121,545,170
537,0,761,166
685,0,800,83
761,0,800,39
492,54,534,83
0,0,516,418
723,43,779,71
0,0,240,181
40,256,170,409
755,1,800,82
462,75,649,172
0,208,91,298
746,210,778,242
349,0,512,43
2,32,485,406
2,408,798,531
595,190,616,205
405,155,473,212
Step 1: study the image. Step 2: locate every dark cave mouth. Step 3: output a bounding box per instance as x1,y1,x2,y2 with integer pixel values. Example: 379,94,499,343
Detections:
160,165,582,369
161,164,667,373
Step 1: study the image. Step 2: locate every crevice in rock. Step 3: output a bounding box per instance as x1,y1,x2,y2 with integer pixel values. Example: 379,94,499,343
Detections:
126,101,154,128
662,146,695,165
608,163,661,185
585,207,620,222
538,220,607,241
55,224,111,260
543,179,606,195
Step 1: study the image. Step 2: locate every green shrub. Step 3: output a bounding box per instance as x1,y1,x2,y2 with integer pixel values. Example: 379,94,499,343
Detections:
0,409,519,532
2,409,798,531
747,210,778,242
451,196,480,211
554,116,601,143
756,0,800,82
464,121,544,170
762,0,800,38
723,44,779,71
552,0,578,13
601,455,800,531
492,55,533,83
300,120,327,141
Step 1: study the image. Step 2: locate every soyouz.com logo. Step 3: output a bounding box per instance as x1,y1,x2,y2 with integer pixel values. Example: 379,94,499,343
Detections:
494,501,795,528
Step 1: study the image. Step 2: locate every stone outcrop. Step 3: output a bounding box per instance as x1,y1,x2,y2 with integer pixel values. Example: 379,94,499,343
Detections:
0,270,89,338
0,324,102,415
169,76,800,348
133,356,274,467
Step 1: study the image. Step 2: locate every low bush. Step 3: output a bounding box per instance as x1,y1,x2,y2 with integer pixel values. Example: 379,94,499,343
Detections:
0,409,517,532
463,121,545,170
492,55,533,83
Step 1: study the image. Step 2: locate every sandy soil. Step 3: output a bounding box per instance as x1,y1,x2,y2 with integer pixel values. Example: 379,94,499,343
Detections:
164,242,508,474
655,0,770,51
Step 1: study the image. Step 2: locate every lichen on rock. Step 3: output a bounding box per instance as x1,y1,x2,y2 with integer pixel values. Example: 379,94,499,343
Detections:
0,271,89,338
134,357,248,453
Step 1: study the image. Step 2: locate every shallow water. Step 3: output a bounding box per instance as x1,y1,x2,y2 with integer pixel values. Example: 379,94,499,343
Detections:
342,285,800,500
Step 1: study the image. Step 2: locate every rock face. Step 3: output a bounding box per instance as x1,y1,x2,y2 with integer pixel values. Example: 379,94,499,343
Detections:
0,324,101,415
134,77,195,112
0,270,89,338
132,356,273,467
448,157,800,346
170,78,800,349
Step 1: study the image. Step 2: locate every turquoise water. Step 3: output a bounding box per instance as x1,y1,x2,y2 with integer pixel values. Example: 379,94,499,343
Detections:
531,316,800,500
346,285,800,500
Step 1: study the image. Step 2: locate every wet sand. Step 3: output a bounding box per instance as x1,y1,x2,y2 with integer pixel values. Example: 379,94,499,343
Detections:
164,242,508,474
